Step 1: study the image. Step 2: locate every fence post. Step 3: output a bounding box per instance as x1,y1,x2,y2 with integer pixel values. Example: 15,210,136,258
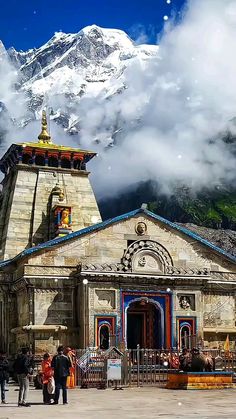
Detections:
122,350,128,386
137,344,140,387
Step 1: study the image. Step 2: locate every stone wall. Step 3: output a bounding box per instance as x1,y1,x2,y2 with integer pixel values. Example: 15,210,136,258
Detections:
27,215,236,274
0,165,101,260
203,293,235,329
0,168,37,260
34,288,73,326
88,284,120,347
17,289,29,327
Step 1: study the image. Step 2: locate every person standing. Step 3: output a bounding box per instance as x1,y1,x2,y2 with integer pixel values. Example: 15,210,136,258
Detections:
41,353,54,404
13,347,32,407
0,349,9,404
64,347,76,388
51,345,72,405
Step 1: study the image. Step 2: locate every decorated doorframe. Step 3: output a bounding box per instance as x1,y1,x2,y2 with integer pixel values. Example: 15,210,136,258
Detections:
94,315,117,348
176,316,197,349
121,290,172,349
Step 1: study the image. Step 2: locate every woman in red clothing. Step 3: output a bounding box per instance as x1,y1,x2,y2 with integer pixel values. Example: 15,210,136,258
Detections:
41,353,54,404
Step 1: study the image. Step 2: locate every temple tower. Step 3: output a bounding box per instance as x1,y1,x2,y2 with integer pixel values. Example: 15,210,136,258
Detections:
0,111,101,260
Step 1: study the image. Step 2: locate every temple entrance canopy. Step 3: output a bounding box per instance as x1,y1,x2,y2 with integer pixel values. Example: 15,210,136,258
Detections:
127,300,162,349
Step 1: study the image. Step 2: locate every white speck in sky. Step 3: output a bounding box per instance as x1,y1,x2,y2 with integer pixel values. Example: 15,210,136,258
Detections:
167,0,171,3
33,10,37,14
163,15,169,21
186,96,190,101
177,155,182,159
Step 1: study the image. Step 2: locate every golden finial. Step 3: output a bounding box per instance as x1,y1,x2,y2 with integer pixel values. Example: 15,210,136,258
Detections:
38,110,52,144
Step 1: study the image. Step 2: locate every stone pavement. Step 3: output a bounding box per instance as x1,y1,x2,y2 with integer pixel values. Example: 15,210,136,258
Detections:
0,385,236,419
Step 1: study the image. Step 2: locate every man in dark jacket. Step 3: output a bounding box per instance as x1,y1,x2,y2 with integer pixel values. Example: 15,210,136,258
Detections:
0,349,9,404
13,347,32,407
51,345,72,405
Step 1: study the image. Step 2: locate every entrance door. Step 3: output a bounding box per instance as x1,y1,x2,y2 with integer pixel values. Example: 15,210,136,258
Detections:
127,300,161,349
127,312,144,349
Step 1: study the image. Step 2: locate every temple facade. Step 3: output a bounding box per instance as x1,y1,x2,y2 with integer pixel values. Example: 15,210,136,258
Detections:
0,113,236,355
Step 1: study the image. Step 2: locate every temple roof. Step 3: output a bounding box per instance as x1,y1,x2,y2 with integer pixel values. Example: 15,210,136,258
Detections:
17,141,95,155
0,111,96,173
0,207,235,268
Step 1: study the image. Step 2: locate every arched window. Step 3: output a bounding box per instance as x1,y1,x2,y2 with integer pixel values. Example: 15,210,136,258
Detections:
22,153,32,165
180,325,191,349
48,156,58,167
61,158,71,169
99,324,110,350
35,154,45,166
73,159,81,170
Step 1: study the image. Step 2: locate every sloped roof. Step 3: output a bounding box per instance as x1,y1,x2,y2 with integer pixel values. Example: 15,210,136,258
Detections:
0,207,236,268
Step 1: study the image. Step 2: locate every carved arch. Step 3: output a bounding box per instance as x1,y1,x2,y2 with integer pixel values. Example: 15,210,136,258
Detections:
122,240,173,273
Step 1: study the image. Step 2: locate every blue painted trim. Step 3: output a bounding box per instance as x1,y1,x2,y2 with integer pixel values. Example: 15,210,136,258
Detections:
0,207,235,267
94,314,117,347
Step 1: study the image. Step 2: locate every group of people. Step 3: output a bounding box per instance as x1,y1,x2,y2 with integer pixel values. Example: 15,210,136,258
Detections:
0,345,75,407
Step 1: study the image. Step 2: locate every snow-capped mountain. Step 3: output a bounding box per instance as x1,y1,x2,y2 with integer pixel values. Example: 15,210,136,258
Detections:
2,25,158,137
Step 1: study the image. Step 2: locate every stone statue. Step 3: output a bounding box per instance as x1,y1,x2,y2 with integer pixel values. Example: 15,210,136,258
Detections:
138,256,146,267
135,222,147,235
180,348,213,372
179,295,191,310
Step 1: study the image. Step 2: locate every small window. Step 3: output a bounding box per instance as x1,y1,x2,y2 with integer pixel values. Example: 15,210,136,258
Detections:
181,326,191,349
61,158,71,169
99,325,110,350
48,156,58,167
35,155,45,166
22,153,32,164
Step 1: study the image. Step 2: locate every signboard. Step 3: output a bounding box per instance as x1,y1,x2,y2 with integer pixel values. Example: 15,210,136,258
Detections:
107,359,122,380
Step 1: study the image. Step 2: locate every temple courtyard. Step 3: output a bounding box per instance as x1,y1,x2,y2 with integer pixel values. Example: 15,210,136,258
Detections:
1,386,236,418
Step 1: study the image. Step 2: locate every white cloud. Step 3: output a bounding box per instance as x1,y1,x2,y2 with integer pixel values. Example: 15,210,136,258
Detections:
81,0,236,197
1,0,236,201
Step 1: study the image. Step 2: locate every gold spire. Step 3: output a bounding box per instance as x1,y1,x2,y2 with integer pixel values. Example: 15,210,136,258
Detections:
38,110,52,144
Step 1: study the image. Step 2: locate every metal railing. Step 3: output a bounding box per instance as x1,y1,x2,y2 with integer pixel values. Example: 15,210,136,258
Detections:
75,347,236,388
75,347,180,388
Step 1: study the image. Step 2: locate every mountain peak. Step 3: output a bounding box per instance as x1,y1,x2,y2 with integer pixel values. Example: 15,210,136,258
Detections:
3,25,158,137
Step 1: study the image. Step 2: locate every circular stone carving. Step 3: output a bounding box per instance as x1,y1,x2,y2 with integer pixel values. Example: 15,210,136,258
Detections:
135,222,147,235
122,240,173,273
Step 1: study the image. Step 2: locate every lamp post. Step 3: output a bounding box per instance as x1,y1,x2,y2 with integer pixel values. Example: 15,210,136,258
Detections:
83,279,88,349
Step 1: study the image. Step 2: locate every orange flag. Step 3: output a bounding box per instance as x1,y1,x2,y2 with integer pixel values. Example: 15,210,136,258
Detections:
224,334,230,352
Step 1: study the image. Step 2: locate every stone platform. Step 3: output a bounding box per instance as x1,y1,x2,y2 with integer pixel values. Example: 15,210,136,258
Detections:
166,371,233,390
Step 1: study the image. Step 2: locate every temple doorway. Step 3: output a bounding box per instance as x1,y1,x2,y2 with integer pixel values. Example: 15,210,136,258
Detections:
126,300,162,349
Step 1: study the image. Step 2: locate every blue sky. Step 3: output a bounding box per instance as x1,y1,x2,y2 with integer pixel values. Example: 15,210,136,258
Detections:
0,0,186,50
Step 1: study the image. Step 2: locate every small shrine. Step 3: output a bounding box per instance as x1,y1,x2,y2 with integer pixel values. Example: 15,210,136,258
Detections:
53,205,73,237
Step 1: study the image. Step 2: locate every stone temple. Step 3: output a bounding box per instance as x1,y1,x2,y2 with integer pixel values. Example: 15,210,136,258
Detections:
0,113,236,355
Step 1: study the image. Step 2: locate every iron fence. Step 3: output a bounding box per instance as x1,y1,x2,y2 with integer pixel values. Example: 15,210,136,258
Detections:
75,348,180,388
75,347,236,389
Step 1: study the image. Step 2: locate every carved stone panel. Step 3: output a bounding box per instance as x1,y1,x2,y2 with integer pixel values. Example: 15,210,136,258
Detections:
132,250,163,274
178,294,195,311
94,290,116,310
203,294,235,327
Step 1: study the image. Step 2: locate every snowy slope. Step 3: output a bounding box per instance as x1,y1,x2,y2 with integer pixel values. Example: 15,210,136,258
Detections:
1,25,158,137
